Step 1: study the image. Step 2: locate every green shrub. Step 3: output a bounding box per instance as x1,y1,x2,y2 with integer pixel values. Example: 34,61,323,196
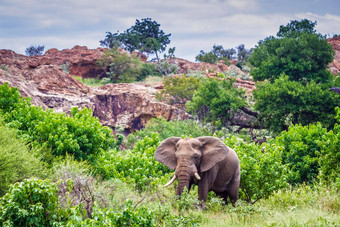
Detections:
0,178,68,226
95,134,171,191
155,75,201,105
186,78,247,127
156,60,178,75
140,63,162,81
274,123,327,185
97,48,143,83
0,83,116,162
80,200,154,226
0,122,45,196
318,107,340,188
224,136,289,204
127,118,213,146
253,75,340,134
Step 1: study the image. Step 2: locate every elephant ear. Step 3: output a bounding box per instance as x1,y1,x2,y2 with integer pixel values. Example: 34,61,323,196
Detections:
154,137,181,170
197,136,230,172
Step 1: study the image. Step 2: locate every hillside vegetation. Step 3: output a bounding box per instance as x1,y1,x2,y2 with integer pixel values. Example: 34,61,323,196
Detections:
0,19,339,226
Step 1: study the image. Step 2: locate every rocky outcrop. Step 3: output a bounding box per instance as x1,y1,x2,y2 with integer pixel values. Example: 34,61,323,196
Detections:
93,83,189,133
328,36,340,75
0,48,189,132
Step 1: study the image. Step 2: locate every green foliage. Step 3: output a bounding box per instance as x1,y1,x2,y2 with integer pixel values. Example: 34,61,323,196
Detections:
0,83,115,162
249,19,334,83
101,18,171,62
156,75,201,104
253,75,340,133
95,134,170,191
277,19,317,38
98,48,143,83
25,45,44,56
127,117,214,146
140,62,162,80
78,200,154,226
225,137,289,204
0,82,21,113
0,122,45,196
156,60,178,75
318,107,340,187
0,178,66,226
274,123,327,185
186,78,247,127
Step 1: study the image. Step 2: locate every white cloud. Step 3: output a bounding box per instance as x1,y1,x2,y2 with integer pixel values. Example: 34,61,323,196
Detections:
0,0,339,61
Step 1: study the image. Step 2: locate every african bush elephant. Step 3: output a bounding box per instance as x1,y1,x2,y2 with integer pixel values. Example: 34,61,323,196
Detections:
155,136,240,205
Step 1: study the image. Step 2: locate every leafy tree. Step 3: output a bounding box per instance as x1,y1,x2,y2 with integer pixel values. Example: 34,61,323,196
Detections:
25,45,44,56
101,18,171,62
274,123,328,185
98,48,143,83
156,75,201,105
249,19,335,83
186,78,247,127
318,107,340,187
253,75,340,134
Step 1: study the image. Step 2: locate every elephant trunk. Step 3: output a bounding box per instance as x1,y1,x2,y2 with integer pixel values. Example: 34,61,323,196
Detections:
175,166,191,196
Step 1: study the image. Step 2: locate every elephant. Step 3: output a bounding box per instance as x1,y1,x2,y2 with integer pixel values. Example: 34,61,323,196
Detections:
154,136,240,205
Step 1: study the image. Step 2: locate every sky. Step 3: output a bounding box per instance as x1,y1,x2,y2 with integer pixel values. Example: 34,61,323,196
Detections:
0,0,339,61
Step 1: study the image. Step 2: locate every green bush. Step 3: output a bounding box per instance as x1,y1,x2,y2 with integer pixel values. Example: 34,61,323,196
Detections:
97,48,143,83
156,60,178,75
318,107,340,188
274,123,328,185
253,75,339,134
140,63,162,81
186,78,246,127
79,200,154,226
0,178,69,226
95,134,171,191
0,83,116,162
127,118,214,146
155,75,201,105
224,136,289,204
0,122,45,196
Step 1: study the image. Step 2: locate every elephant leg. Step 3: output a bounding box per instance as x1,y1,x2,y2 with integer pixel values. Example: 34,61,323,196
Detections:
228,170,240,206
197,179,209,202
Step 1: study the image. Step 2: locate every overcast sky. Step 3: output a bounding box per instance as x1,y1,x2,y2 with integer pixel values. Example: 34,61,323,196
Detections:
1,0,339,61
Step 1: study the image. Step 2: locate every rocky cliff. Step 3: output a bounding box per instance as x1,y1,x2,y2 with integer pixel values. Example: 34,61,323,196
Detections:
328,36,340,75
0,47,189,133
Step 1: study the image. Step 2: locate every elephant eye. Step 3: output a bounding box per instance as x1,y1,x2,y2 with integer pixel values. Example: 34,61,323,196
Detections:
194,154,198,159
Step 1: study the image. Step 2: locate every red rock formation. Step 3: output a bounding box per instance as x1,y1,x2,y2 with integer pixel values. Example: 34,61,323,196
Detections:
328,36,340,75
0,48,188,132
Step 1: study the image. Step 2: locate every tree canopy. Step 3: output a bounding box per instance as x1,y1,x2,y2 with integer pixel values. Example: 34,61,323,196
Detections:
100,18,171,62
249,19,334,83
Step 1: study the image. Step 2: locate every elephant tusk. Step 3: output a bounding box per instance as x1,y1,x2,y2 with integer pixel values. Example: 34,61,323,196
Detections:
163,175,177,187
194,172,201,180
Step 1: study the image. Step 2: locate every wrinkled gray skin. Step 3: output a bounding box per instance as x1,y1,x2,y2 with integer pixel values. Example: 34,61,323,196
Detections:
155,136,240,205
